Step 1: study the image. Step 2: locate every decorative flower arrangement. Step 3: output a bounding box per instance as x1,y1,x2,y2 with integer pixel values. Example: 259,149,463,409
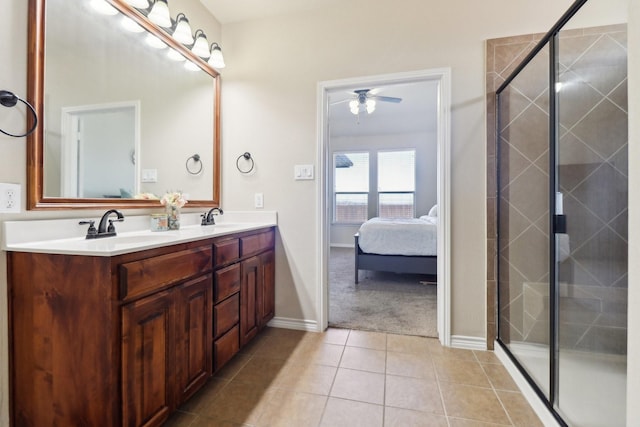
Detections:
160,191,188,209
134,192,159,200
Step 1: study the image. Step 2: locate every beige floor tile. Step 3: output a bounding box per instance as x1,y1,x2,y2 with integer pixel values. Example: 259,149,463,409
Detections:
385,374,444,414
257,389,327,427
322,327,351,345
339,346,386,373
387,334,430,355
447,418,510,427
199,381,277,424
440,382,511,425
319,397,383,427
253,336,307,360
330,368,385,404
384,407,448,427
482,363,519,391
179,378,230,413
426,341,476,361
164,410,198,427
213,354,252,380
288,341,345,367
473,350,500,364
274,363,337,395
386,351,436,379
232,356,288,387
346,330,387,350
496,390,544,427
190,416,250,427
432,357,492,388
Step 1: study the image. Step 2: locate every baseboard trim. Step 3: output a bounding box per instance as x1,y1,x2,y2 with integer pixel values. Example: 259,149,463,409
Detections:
330,243,354,249
495,342,561,427
450,335,486,350
267,317,319,332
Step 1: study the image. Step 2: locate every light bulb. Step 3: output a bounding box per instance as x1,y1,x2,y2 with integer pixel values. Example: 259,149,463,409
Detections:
349,99,359,115
145,33,167,49
191,30,210,58
167,49,186,61
148,0,171,28
90,0,118,15
124,0,150,8
121,16,145,33
172,14,194,45
366,99,376,114
208,44,225,68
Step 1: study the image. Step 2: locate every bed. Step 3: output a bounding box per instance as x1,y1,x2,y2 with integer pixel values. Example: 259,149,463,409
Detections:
354,208,438,284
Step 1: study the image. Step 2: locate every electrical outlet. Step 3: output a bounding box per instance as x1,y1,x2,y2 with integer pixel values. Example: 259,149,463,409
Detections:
254,193,264,209
0,183,21,213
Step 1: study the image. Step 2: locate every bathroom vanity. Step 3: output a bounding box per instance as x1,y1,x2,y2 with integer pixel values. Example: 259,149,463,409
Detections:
4,215,276,427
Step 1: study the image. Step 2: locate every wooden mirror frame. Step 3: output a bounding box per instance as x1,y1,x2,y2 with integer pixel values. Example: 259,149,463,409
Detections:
27,0,221,210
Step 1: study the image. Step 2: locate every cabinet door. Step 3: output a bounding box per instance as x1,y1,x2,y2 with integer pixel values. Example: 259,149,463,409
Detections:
176,274,212,404
259,250,275,327
122,290,174,427
240,256,261,346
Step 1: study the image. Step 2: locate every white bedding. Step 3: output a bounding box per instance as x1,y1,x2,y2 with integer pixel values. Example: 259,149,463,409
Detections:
357,217,437,256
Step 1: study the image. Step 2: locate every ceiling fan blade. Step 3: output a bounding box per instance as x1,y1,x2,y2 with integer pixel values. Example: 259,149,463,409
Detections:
330,99,351,105
373,95,402,103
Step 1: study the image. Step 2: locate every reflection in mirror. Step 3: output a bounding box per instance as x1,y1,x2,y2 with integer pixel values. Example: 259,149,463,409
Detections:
28,0,220,209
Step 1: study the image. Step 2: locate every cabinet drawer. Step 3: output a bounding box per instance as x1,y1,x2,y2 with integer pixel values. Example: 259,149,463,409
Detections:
240,230,274,257
214,238,240,265
214,263,241,303
213,293,239,339
119,247,212,301
214,324,239,371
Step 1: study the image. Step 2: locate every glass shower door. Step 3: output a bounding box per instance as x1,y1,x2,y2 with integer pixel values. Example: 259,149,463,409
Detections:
497,42,551,397
555,17,628,427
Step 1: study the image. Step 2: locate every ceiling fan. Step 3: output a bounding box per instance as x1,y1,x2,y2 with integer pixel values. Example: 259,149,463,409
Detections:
334,88,403,115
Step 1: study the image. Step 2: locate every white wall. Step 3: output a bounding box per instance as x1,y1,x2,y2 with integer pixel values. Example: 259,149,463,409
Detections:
219,0,583,339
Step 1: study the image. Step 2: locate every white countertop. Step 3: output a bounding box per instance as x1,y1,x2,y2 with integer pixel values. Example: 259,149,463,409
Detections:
2,211,277,257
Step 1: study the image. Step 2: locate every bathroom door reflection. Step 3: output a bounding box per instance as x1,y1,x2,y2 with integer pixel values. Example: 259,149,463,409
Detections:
60,103,138,198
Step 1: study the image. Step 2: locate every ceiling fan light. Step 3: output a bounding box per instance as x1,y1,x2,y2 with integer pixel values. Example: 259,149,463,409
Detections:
208,44,226,68
124,0,150,8
148,0,172,28
121,16,145,32
349,99,359,115
90,0,118,15
366,99,376,114
172,13,194,45
192,30,211,58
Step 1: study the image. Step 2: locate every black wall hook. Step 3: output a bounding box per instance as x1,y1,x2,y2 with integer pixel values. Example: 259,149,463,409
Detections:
0,89,38,138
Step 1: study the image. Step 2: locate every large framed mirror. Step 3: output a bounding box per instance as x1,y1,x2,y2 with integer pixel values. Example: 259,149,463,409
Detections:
27,0,221,209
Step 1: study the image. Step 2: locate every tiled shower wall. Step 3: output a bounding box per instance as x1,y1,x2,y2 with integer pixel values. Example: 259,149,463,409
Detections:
486,25,628,354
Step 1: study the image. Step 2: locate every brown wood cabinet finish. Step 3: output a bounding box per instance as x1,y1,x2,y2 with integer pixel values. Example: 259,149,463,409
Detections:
7,227,275,427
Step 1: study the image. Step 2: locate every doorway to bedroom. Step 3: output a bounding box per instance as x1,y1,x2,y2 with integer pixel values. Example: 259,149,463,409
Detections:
319,70,450,339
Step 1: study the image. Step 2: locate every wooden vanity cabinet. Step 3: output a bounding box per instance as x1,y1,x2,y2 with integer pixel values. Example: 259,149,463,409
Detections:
7,227,275,427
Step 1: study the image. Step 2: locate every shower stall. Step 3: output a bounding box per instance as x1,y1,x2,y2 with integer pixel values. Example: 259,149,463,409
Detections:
495,0,628,425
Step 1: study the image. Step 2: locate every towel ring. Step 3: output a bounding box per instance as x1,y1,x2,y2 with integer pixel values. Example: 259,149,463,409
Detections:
236,152,255,174
186,153,203,175
0,90,38,138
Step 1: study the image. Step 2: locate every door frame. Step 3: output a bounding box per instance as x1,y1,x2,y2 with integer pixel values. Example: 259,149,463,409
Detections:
316,68,452,346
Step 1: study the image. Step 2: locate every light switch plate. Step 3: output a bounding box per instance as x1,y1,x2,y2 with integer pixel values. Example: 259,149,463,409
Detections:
0,183,21,213
141,169,158,183
294,164,314,180
254,193,264,208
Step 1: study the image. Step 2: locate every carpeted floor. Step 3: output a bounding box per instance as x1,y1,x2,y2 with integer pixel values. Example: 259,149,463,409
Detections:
328,247,438,337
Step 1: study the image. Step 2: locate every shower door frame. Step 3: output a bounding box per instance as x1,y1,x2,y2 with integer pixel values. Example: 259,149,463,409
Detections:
495,0,589,425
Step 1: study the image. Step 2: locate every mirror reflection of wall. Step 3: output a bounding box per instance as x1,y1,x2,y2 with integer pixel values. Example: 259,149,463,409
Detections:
43,0,215,200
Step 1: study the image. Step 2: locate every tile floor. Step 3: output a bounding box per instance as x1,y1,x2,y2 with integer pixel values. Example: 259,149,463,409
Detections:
166,327,543,427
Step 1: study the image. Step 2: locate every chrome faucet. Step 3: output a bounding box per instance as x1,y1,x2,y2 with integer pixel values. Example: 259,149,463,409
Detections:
79,209,125,239
201,207,223,226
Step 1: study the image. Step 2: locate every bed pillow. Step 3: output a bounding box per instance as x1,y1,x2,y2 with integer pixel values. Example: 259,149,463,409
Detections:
428,204,438,217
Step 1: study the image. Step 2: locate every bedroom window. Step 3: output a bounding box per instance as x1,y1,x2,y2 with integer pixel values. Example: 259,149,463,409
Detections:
334,152,369,223
378,150,416,218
